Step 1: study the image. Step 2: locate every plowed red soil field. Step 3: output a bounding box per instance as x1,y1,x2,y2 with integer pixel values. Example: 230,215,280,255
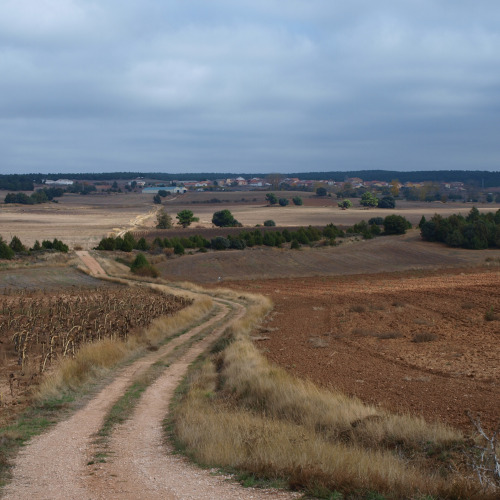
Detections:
224,268,500,432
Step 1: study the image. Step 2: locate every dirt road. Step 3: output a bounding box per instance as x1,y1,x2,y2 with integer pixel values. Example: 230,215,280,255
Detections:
2,269,295,499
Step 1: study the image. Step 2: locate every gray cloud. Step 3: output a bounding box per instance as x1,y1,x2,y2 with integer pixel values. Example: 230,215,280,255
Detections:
1,1,500,173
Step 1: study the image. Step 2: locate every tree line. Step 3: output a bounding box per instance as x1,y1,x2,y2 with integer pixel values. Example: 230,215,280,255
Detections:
420,208,500,249
95,214,412,257
0,235,69,259
2,170,500,190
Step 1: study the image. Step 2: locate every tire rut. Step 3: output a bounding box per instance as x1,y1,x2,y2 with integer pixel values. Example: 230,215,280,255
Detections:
2,290,297,500
85,298,296,499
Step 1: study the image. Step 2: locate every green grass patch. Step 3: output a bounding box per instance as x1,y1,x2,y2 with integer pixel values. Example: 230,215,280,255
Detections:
0,393,75,487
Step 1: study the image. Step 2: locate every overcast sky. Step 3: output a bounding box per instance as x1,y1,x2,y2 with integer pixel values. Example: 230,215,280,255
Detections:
1,1,500,175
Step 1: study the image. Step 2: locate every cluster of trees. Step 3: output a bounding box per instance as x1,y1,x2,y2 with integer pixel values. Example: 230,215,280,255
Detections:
336,193,396,210
150,225,345,254
0,175,35,191
420,208,500,249
96,225,346,256
359,193,396,208
344,215,411,239
155,208,199,229
4,187,65,205
0,235,69,259
265,193,303,206
95,232,150,252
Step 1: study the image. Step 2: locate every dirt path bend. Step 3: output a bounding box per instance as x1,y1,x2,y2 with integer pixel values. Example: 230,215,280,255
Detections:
87,299,296,500
1,300,231,500
75,250,107,277
115,208,158,237
2,290,295,500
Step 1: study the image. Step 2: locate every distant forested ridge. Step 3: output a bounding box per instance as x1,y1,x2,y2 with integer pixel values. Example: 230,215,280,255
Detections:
1,170,500,190
0,175,35,191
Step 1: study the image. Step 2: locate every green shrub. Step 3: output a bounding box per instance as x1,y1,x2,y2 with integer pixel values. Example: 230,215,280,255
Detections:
211,236,230,250
31,240,42,252
229,238,246,250
156,209,173,229
265,193,278,205
263,220,276,227
378,196,396,209
263,232,276,246
136,237,150,251
0,237,15,259
130,253,159,278
173,242,185,255
9,236,26,253
96,236,116,250
52,238,69,253
360,192,378,207
212,209,240,227
383,215,411,235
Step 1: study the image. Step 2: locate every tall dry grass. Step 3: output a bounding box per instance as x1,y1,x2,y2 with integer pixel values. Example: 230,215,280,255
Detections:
37,295,213,400
171,291,489,499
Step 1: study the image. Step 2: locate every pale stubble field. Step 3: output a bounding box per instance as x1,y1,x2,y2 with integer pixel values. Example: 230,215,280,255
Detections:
1,189,498,250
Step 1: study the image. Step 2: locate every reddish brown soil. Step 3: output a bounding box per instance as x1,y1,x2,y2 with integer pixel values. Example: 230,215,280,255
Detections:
222,268,500,432
157,231,500,283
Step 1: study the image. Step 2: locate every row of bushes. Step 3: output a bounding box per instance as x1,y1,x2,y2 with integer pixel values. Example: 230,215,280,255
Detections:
95,232,150,252
0,235,69,259
420,207,500,249
96,216,413,257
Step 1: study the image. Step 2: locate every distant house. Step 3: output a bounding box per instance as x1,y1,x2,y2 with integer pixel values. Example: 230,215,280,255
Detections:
248,177,264,187
142,187,187,194
44,179,74,186
128,180,146,187
183,180,213,189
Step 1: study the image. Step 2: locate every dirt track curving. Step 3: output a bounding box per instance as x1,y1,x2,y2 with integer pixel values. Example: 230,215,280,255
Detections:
2,261,296,499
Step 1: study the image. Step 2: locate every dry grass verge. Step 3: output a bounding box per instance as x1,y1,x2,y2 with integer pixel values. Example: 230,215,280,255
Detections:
171,292,493,499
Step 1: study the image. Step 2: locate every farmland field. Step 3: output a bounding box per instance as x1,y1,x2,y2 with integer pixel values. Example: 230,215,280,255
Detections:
156,230,500,282
221,268,500,432
1,189,500,497
0,266,190,427
1,188,499,249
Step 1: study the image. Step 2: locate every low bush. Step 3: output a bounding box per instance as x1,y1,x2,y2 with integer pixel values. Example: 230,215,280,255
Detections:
383,215,412,235
411,332,438,343
130,253,159,278
484,307,497,321
0,237,15,259
368,217,384,226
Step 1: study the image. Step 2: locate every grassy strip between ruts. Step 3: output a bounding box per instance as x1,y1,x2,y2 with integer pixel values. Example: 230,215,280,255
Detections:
0,292,214,490
89,301,235,463
167,290,497,500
